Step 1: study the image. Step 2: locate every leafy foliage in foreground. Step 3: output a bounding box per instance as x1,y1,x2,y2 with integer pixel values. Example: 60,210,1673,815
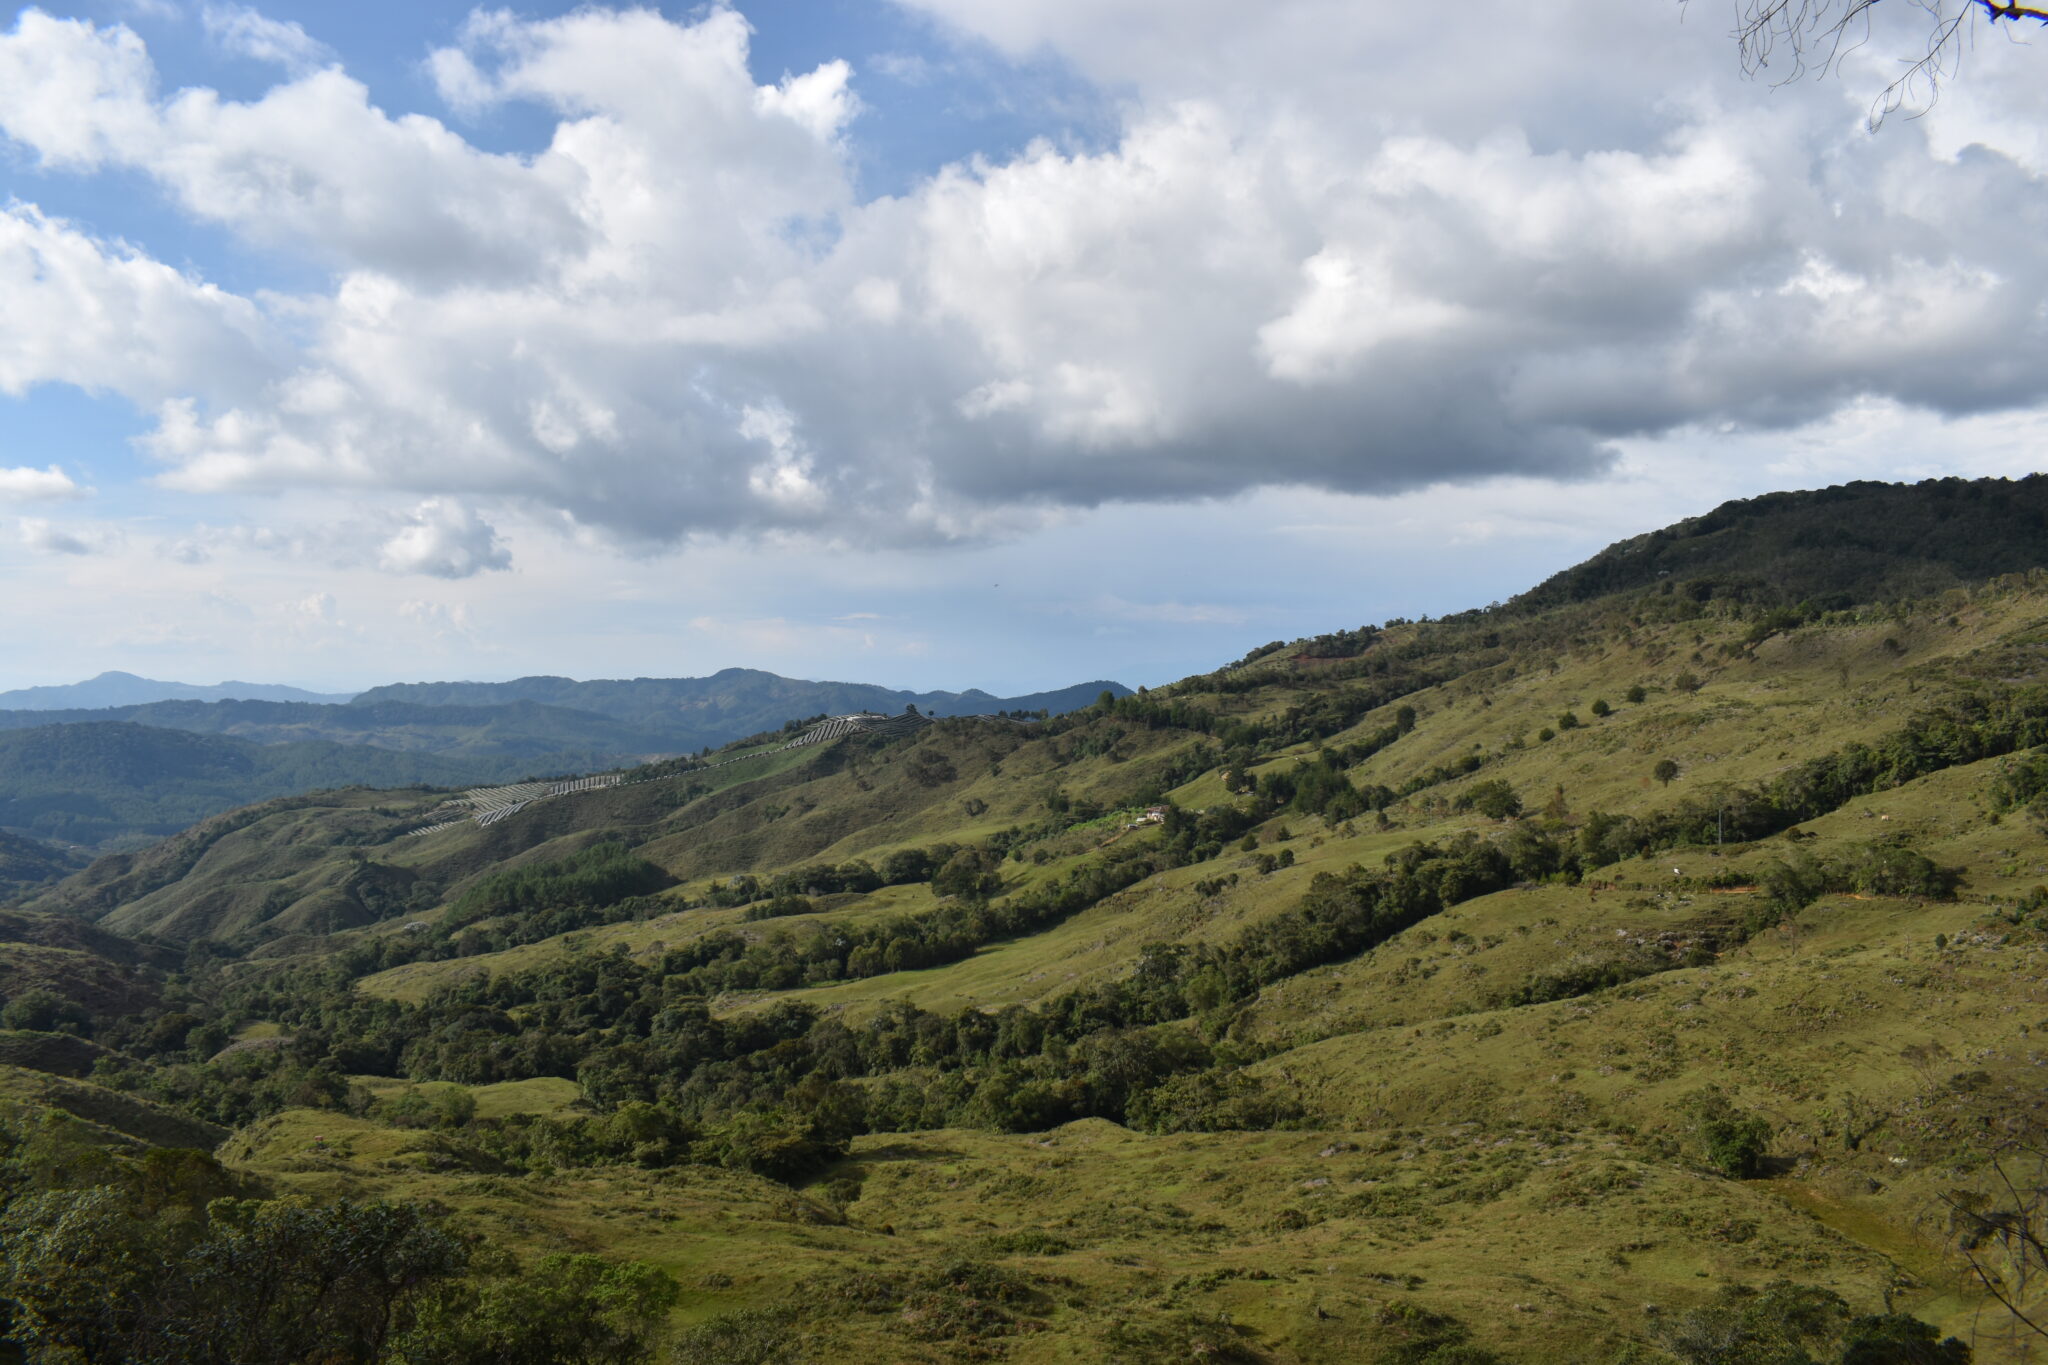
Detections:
0,1106,675,1365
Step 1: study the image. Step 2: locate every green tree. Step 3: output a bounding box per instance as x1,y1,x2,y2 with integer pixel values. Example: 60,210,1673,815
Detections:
931,848,1002,902
1688,1089,1772,1178
1838,1314,1971,1364
1654,758,1681,787
1658,1280,1848,1365
397,1252,678,1365
1455,779,1522,821
1590,698,1612,718
1626,684,1647,704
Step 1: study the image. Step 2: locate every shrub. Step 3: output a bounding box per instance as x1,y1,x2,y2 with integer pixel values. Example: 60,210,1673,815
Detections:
1838,1313,1971,1364
1454,779,1522,821
1687,1089,1770,1178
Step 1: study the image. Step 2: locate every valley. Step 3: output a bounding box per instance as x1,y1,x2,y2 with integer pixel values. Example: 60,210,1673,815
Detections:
3,480,2045,1362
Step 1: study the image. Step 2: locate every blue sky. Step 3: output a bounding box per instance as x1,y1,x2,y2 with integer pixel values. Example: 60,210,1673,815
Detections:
1,0,2044,695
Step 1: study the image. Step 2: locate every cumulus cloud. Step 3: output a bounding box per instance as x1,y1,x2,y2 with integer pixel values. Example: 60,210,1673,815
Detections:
0,465,85,501
200,4,329,73
0,2,2044,553
399,598,479,642
0,204,274,403
376,499,512,579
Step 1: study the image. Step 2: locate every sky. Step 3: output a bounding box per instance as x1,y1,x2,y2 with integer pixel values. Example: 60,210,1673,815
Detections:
0,1,2044,696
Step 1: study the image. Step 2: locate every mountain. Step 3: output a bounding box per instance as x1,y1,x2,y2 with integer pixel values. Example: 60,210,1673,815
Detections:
349,669,1131,746
1512,473,2048,612
0,722,589,851
0,697,679,759
0,828,89,900
0,675,1126,851
0,670,356,710
5,477,2041,1361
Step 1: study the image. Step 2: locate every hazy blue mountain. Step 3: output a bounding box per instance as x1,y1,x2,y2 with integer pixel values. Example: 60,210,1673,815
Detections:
0,671,356,710
0,698,674,760
350,669,1130,748
0,722,572,851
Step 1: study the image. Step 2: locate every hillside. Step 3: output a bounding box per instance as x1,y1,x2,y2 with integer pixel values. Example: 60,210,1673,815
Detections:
4,478,2046,1363
1513,474,2048,612
0,722,580,851
0,828,88,899
0,673,1127,854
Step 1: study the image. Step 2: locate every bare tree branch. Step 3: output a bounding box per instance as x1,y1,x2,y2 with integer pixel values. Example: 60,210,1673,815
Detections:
1696,0,2048,127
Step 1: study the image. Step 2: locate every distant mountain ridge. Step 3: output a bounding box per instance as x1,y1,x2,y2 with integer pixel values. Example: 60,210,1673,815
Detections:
0,671,355,710
0,698,673,760
0,723,574,851
349,669,1131,745
0,671,1131,853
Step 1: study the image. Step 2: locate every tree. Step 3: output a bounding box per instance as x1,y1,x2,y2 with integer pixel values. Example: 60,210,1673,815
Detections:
1689,1089,1772,1178
932,848,1002,901
1626,684,1648,704
1655,758,1682,787
1839,1314,1971,1364
1590,698,1612,718
1456,779,1523,821
1712,0,2047,127
399,1253,678,1365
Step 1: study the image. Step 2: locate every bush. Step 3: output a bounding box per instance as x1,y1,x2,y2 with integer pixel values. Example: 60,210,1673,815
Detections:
1658,1281,1848,1365
1688,1089,1771,1178
671,1307,801,1365
1454,779,1522,821
1839,1313,1971,1364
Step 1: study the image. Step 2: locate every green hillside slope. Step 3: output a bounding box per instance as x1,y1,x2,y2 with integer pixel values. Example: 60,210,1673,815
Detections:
1514,474,2048,611
6,478,2047,1364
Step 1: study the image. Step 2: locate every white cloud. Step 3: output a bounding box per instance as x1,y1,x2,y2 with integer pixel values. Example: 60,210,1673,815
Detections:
0,204,274,403
201,4,329,74
0,1,2044,559
376,499,512,579
1069,595,1252,626
0,465,85,500
400,598,479,642
19,516,116,554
